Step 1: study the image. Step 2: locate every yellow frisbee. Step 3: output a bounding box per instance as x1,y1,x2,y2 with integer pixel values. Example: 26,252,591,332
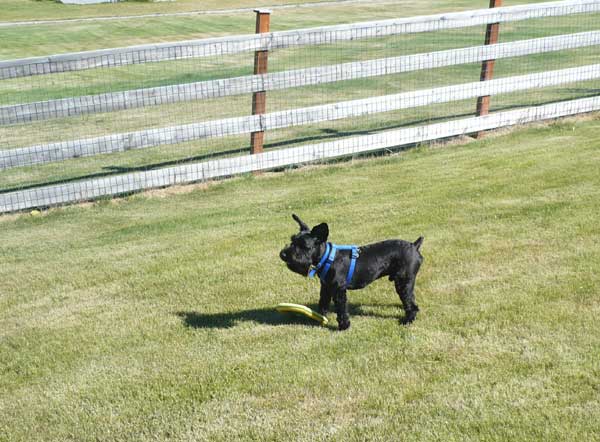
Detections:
275,303,329,326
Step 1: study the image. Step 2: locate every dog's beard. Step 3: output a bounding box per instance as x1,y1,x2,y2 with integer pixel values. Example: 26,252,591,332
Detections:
285,261,310,276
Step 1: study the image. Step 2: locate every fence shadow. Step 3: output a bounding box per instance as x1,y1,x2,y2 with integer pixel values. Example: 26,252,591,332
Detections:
0,116,452,195
7,91,595,196
102,146,250,174
0,146,249,195
175,303,401,330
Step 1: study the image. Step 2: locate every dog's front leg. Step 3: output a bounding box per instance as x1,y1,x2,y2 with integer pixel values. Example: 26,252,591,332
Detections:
318,284,333,316
333,289,351,331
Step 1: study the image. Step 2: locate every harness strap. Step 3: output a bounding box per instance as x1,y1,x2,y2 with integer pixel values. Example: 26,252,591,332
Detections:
346,247,359,286
308,242,331,278
320,246,337,279
309,242,359,286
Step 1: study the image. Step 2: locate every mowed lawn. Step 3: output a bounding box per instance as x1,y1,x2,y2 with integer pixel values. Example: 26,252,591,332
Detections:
1,0,598,196
1,115,599,441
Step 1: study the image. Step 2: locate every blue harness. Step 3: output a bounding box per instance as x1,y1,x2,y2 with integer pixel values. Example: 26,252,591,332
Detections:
308,242,360,286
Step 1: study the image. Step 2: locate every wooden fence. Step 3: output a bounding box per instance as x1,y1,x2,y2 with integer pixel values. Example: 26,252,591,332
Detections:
1,0,599,213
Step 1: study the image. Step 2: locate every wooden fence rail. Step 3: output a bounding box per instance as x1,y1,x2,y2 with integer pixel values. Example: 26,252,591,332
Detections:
1,0,599,80
1,0,599,212
2,63,599,170
2,95,599,213
3,30,599,125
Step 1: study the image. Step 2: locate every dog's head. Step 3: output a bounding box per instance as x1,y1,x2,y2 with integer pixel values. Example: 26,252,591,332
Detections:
279,214,329,276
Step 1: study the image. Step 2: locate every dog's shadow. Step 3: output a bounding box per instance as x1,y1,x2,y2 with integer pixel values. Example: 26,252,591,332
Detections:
176,304,400,330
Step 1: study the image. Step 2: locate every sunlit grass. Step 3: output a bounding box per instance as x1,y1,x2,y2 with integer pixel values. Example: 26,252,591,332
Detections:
1,116,599,441
1,1,598,195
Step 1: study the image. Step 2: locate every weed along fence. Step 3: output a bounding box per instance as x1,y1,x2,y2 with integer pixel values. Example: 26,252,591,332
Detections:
1,0,599,213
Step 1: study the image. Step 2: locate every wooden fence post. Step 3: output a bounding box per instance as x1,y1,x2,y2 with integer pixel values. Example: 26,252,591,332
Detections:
250,9,271,156
475,0,502,138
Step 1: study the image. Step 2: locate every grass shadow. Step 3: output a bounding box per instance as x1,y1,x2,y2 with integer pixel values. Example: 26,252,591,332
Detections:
348,303,403,320
176,308,324,329
4,90,600,196
0,113,466,195
176,303,404,330
6,91,598,195
0,147,249,195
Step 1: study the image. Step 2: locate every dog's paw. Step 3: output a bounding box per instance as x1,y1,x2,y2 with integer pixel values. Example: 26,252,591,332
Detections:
338,319,351,331
401,310,418,325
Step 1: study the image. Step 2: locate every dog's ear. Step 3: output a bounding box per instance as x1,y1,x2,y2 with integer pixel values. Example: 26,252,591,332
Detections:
310,223,329,242
292,214,310,232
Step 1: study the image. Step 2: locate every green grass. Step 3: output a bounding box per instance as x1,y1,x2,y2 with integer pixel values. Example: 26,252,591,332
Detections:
0,0,558,25
0,0,340,23
1,3,599,440
0,0,579,59
0,0,598,195
1,115,600,441
1,25,598,193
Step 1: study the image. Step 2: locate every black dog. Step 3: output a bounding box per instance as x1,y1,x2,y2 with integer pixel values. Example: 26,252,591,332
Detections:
279,214,424,330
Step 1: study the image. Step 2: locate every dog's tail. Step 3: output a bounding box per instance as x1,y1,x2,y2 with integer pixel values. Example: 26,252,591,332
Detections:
413,236,424,251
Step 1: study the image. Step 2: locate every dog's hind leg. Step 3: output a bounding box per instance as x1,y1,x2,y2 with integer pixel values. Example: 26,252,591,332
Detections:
394,276,419,324
333,289,351,331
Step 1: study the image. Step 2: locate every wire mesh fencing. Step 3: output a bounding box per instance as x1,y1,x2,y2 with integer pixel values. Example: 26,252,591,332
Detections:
0,0,599,213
